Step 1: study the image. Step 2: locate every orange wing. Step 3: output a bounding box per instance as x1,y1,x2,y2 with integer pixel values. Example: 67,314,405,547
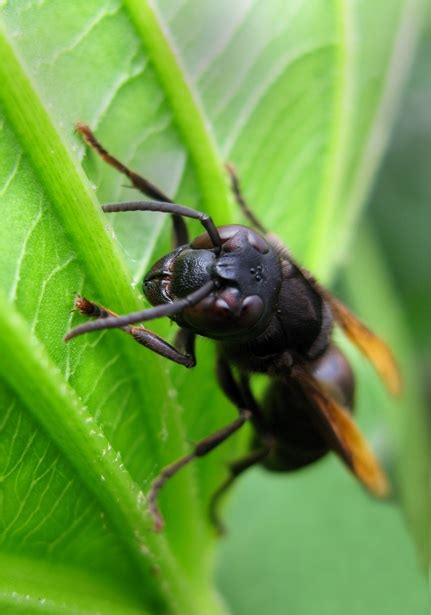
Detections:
327,296,401,396
296,369,390,497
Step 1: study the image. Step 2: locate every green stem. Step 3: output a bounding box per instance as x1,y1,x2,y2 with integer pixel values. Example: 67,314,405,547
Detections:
0,27,132,316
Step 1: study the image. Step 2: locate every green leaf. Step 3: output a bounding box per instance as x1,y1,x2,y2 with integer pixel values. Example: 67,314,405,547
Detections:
371,30,431,352
0,1,426,613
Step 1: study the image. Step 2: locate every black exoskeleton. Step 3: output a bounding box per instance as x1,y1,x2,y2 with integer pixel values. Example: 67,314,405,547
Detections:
66,125,400,532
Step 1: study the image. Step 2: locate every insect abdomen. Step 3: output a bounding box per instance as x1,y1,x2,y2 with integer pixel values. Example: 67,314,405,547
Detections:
257,345,355,472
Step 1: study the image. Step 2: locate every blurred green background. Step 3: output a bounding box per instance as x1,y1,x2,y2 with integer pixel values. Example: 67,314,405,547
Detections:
371,31,431,358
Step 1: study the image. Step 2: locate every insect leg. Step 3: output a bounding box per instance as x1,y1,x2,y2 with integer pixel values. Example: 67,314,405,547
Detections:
76,122,188,247
148,409,252,531
174,329,196,364
238,373,265,422
71,296,196,367
64,280,215,340
216,354,247,409
225,163,267,234
217,356,265,427
209,447,270,535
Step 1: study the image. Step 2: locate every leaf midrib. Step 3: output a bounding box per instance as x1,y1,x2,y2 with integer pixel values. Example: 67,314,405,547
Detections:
123,0,235,222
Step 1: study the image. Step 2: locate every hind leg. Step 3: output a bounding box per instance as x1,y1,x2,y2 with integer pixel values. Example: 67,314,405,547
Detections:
209,447,269,534
148,409,252,530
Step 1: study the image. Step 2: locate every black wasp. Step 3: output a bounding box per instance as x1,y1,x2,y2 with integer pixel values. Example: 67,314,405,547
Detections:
66,124,401,532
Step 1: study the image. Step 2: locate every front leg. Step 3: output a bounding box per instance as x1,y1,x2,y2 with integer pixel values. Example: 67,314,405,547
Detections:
73,296,196,368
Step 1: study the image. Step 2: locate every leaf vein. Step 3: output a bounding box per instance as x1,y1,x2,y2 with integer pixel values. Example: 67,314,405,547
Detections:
0,150,22,197
8,203,44,304
38,1,121,69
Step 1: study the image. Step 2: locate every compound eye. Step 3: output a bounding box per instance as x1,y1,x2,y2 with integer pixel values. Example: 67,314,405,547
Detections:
246,231,269,254
238,294,265,327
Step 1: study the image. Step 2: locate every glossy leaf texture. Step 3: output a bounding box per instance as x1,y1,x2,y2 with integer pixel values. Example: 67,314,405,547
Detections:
0,1,427,613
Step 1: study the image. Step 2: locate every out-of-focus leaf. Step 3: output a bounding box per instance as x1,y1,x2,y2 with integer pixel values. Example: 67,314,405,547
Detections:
342,225,429,570
370,31,431,352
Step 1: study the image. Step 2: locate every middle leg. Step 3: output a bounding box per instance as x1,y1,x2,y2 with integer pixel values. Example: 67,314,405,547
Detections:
213,355,273,532
216,355,265,429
